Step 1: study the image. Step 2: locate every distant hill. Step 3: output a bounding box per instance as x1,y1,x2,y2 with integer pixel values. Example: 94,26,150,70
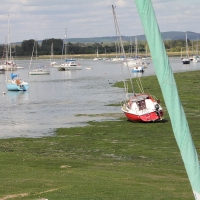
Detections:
12,31,200,45
66,31,200,43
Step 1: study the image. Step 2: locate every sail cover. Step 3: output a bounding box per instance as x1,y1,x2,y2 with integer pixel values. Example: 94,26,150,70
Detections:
134,0,200,198
11,73,18,79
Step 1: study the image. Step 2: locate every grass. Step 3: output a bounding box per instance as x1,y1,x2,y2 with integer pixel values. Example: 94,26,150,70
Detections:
1,71,200,199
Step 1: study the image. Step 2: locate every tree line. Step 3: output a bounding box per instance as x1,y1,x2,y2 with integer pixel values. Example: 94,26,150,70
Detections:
0,38,198,58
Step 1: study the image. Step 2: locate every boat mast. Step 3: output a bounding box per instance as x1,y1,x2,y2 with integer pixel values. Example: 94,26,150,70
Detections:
6,15,11,80
50,42,53,61
65,28,67,60
29,40,35,70
135,37,138,58
35,39,38,67
111,5,134,94
186,32,189,57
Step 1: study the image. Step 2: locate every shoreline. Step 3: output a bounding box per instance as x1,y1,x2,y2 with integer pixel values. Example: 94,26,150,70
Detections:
14,51,183,60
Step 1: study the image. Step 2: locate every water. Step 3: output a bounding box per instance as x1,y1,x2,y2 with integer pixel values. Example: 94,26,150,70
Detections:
0,58,199,139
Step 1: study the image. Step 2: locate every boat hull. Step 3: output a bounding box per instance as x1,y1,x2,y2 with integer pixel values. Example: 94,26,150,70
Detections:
6,82,29,91
132,69,144,72
182,60,190,64
29,70,50,75
123,110,164,122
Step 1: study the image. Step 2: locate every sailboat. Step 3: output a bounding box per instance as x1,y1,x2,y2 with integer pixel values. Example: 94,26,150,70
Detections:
5,15,29,91
192,36,200,63
134,0,200,198
29,40,50,75
93,47,102,60
111,5,163,122
50,43,59,67
123,37,147,73
182,32,190,64
60,29,82,70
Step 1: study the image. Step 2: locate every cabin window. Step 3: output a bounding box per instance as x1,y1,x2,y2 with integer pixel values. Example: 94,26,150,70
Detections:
137,100,146,110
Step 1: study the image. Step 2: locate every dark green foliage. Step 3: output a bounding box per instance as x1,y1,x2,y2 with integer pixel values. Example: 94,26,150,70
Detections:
1,38,193,57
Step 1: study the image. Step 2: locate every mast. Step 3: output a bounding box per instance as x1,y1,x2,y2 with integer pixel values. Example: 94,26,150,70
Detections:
65,28,67,60
29,40,35,70
134,0,200,199
186,32,189,57
6,15,11,79
50,42,53,61
7,15,11,63
111,5,134,94
135,37,138,58
36,39,37,65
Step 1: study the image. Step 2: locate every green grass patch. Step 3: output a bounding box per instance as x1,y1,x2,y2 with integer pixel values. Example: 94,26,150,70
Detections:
1,71,200,199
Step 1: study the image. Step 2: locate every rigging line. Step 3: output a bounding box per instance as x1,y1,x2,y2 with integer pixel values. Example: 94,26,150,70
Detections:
138,77,144,93
111,5,135,95
136,79,143,93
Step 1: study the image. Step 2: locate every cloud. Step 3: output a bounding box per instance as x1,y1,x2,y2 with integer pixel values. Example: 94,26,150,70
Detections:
0,0,200,43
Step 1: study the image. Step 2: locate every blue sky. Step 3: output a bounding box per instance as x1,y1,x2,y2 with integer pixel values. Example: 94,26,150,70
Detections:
0,0,199,43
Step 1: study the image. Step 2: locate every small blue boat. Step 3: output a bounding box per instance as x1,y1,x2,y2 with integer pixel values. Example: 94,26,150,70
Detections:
6,73,29,91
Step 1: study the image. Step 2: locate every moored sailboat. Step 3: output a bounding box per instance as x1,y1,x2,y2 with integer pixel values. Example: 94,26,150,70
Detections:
29,39,50,75
5,15,29,91
50,43,59,67
182,32,190,64
59,29,82,70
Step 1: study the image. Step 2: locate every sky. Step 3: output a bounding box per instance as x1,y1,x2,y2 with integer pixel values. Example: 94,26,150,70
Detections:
0,0,200,44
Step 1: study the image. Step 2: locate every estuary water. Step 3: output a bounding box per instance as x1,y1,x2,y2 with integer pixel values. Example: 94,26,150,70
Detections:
0,57,199,139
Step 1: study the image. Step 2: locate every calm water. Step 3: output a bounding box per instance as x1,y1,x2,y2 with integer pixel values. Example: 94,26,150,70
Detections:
0,57,199,139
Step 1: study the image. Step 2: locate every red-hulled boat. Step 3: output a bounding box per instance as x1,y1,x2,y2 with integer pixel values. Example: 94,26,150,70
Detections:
121,93,164,122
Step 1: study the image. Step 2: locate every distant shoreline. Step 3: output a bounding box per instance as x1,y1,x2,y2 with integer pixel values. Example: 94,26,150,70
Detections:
15,51,183,60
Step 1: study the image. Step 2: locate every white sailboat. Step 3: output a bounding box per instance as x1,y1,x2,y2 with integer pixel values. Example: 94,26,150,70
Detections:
93,47,102,60
50,43,59,67
192,36,200,63
5,15,29,91
60,28,82,70
29,40,50,75
123,36,147,73
182,32,190,64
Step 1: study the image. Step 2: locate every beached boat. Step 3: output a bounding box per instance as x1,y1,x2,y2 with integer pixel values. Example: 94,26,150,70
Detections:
121,93,163,122
111,5,163,123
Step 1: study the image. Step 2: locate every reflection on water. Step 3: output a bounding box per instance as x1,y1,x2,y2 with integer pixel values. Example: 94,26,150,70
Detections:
6,91,29,103
0,58,200,139
132,72,144,78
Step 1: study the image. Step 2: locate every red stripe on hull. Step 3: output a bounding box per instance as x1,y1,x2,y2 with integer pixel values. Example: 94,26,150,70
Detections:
124,111,164,122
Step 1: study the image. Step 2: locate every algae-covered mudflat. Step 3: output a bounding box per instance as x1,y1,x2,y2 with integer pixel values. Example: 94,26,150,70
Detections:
1,71,200,199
